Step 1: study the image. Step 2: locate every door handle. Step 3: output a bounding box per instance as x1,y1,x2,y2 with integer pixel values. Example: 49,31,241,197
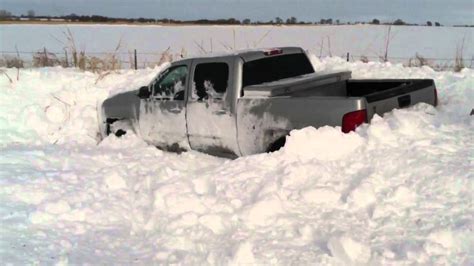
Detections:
213,110,227,115
169,107,182,114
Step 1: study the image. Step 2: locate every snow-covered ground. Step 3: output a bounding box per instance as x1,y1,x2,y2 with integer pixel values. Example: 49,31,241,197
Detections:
1,24,473,66
0,57,473,264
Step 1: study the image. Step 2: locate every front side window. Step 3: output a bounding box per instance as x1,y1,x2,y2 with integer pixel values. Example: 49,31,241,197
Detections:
192,62,229,100
153,65,187,100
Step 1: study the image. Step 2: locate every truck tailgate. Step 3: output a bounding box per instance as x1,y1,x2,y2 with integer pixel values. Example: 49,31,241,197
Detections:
348,79,437,119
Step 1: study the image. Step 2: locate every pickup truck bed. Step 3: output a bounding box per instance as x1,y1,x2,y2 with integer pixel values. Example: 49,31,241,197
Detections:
236,77,436,154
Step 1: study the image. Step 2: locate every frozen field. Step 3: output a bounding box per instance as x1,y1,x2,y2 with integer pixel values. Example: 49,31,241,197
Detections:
0,55,473,264
1,24,473,65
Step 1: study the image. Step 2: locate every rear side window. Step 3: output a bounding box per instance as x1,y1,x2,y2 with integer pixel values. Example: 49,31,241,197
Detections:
193,62,229,100
242,53,314,87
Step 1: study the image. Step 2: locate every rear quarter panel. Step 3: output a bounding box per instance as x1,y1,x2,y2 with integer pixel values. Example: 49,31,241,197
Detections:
236,97,365,155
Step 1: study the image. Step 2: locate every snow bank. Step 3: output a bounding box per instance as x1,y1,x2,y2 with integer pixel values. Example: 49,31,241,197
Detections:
283,126,365,161
0,66,166,146
0,59,472,265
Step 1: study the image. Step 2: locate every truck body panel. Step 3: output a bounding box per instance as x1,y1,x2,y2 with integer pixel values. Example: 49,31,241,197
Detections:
185,56,241,156
346,79,436,118
236,96,365,155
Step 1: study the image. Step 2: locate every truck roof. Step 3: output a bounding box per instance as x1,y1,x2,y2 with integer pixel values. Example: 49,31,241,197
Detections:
172,46,306,65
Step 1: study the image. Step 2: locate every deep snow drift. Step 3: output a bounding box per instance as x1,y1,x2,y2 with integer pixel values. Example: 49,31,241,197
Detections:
0,57,473,265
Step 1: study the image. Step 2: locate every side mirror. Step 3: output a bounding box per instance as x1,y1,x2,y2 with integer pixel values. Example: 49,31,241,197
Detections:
137,86,151,99
173,90,185,101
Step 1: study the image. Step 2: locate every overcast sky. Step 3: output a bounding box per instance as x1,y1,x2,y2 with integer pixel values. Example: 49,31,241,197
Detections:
1,0,473,25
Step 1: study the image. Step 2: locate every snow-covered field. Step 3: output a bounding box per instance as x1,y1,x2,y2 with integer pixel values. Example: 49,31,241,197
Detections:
0,56,473,264
1,24,473,65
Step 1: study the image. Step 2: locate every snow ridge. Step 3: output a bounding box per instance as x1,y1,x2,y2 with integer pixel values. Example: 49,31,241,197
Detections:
0,58,473,264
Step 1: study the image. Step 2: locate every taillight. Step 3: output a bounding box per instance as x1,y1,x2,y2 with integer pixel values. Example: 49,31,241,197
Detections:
434,88,438,106
264,49,283,56
342,109,367,133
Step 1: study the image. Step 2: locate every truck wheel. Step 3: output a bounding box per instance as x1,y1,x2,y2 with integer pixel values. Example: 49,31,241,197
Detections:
106,118,128,138
267,136,287,153
114,129,126,137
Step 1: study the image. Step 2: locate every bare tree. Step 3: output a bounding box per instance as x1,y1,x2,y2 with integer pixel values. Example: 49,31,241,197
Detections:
0,9,12,19
286,17,297,24
27,9,35,18
454,37,465,72
393,19,405,25
382,26,392,62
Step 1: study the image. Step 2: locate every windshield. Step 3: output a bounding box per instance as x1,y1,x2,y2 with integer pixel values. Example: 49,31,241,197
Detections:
242,53,314,87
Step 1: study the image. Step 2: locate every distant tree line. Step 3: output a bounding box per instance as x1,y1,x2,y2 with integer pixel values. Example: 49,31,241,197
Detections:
1,9,471,27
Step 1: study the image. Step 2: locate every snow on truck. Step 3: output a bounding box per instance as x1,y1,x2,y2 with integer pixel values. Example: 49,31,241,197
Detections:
99,47,438,157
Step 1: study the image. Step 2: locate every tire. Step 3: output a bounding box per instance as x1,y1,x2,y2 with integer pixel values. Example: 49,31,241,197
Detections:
267,136,287,153
106,118,129,138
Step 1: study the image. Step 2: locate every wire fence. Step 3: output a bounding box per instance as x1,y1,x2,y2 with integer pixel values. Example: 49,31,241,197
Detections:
1,48,472,71
0,49,178,70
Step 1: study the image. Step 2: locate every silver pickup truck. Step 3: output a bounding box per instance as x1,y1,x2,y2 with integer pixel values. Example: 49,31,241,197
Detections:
99,47,437,157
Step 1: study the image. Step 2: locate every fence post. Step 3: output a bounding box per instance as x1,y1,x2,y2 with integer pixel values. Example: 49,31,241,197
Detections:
64,49,68,67
44,47,48,66
346,52,350,62
134,49,137,70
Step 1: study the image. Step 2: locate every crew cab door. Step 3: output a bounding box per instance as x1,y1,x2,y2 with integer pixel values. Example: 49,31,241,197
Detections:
138,64,190,150
186,59,240,157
